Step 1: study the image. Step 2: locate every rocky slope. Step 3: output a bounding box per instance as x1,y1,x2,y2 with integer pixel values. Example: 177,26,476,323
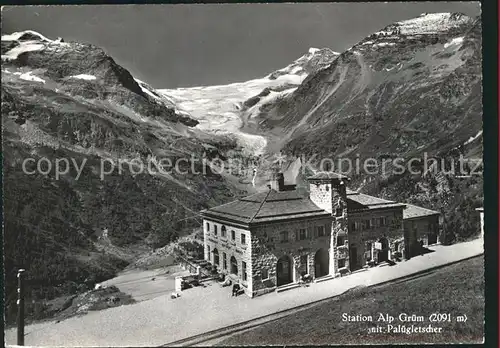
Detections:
245,12,483,241
158,48,339,156
1,30,243,323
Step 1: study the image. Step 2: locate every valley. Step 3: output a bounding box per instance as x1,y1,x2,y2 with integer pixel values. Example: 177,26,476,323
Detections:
1,11,483,327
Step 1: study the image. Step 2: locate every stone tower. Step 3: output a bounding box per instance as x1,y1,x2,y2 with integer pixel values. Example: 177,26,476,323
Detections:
307,172,350,275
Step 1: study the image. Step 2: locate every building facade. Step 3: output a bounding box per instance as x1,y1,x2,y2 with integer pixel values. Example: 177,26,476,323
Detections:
402,204,440,258
201,172,440,297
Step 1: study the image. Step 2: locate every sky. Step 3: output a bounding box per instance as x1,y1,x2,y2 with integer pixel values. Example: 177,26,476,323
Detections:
1,2,481,89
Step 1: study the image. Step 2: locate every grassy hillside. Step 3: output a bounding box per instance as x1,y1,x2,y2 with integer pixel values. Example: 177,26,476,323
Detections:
220,256,484,345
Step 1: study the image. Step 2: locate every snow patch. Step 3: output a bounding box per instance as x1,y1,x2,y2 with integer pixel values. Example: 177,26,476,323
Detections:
19,71,45,83
373,42,396,48
464,130,482,145
444,36,464,49
1,42,45,60
69,74,97,80
1,30,54,42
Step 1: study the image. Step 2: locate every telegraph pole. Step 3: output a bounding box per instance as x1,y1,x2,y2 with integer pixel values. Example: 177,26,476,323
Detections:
17,269,25,346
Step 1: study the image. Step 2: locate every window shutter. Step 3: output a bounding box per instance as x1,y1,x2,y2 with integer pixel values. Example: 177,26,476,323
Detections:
295,230,299,241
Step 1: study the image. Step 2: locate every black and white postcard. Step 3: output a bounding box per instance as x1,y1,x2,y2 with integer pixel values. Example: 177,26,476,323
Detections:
2,2,494,346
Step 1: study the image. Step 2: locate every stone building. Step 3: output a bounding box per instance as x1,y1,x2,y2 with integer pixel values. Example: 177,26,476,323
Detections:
201,172,440,297
402,204,440,257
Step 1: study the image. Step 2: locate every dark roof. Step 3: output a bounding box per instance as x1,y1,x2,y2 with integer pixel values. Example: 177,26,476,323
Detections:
347,191,405,212
201,189,329,225
307,171,350,180
403,204,440,220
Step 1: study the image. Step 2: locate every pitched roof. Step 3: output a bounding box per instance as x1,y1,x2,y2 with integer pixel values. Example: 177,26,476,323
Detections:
347,191,405,211
403,203,440,220
201,189,329,225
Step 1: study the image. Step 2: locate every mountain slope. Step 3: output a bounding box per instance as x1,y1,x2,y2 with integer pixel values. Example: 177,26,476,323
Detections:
252,13,481,156
158,48,339,156
245,12,483,241
1,30,241,323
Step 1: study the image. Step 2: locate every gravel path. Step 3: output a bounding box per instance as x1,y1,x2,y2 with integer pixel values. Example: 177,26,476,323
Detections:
5,238,483,347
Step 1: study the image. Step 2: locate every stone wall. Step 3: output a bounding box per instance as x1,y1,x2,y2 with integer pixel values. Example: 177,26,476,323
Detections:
203,218,253,295
347,208,405,269
250,216,333,296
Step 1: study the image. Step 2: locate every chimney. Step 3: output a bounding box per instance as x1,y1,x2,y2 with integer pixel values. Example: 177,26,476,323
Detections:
307,172,350,215
270,172,285,191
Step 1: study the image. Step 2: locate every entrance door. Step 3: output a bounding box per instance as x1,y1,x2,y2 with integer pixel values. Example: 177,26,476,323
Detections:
314,249,329,278
378,238,389,262
276,256,293,286
428,232,438,245
349,245,358,271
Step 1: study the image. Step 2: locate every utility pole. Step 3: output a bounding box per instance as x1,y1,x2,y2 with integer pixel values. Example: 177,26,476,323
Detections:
17,268,25,346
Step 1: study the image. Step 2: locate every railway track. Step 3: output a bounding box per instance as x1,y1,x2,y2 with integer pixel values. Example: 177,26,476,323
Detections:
160,253,482,347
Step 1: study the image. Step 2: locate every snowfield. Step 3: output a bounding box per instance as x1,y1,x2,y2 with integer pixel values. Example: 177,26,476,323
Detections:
1,30,69,61
69,74,97,80
396,13,473,35
19,71,45,83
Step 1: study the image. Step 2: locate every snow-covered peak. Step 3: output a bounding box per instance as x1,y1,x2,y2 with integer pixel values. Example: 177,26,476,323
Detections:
268,47,339,79
396,12,473,35
1,30,63,44
2,30,69,61
373,12,473,37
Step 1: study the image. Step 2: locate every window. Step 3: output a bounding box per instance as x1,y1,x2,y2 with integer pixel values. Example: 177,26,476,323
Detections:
207,245,211,262
316,225,325,237
214,225,218,236
365,220,371,229
221,226,226,237
299,229,306,240
300,255,308,274
213,248,219,266
337,235,345,246
338,258,346,268
379,217,388,226
261,268,269,280
206,222,210,232
365,242,372,261
350,222,356,231
230,256,238,275
223,252,227,270
231,230,236,241
280,231,289,243
335,201,344,217
242,261,247,281
241,233,246,245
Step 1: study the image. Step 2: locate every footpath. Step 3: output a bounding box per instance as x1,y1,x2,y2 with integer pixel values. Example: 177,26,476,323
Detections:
5,238,483,347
